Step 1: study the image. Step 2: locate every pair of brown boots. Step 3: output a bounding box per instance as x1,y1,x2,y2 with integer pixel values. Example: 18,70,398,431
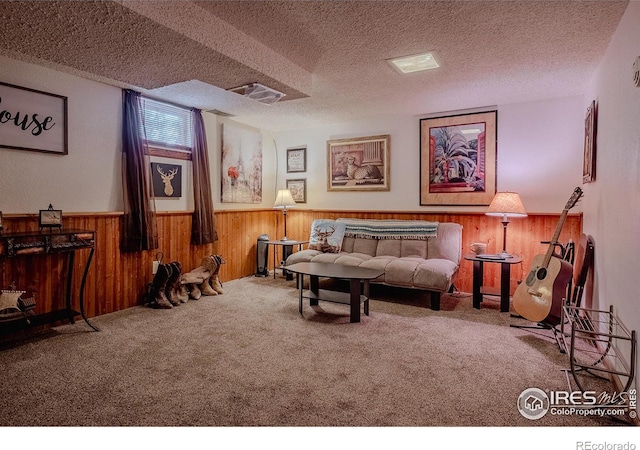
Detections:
149,261,189,309
186,255,225,300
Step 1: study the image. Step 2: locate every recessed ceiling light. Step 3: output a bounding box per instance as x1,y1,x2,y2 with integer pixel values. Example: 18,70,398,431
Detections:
387,51,440,74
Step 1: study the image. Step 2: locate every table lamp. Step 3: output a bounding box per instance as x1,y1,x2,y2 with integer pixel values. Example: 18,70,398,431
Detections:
273,189,297,241
485,192,527,257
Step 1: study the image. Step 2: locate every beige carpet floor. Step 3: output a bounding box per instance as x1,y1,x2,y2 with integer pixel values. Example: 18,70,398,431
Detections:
0,275,627,427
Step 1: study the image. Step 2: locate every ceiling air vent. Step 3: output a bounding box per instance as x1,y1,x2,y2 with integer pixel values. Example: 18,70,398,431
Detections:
207,109,235,117
227,83,285,105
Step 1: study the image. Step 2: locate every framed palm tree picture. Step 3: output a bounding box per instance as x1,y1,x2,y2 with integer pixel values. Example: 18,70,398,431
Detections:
420,110,497,205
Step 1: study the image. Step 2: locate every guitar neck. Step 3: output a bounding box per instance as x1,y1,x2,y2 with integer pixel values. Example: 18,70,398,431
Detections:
542,209,569,268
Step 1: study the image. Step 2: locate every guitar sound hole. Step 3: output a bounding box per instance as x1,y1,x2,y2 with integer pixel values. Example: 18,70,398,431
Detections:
536,268,547,280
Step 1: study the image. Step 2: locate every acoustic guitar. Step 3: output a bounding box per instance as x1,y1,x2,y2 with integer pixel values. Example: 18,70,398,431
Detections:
512,187,583,325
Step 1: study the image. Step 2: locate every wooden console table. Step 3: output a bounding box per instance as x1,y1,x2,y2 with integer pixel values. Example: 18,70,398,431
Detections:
0,229,99,333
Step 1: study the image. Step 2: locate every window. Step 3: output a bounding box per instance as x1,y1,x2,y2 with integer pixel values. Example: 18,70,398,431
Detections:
140,96,192,160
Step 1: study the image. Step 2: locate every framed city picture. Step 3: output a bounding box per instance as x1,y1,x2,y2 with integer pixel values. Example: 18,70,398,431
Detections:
420,110,497,205
327,134,389,191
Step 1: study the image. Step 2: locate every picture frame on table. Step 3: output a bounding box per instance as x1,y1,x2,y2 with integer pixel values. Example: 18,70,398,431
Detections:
420,110,497,206
286,179,307,203
286,146,307,173
39,205,63,228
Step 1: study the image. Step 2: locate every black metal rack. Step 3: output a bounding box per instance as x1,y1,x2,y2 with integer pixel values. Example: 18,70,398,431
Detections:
561,304,636,394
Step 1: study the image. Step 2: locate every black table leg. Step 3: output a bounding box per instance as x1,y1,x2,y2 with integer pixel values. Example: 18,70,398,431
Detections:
298,273,304,315
363,280,370,316
65,251,76,324
79,248,99,331
500,262,511,313
309,275,319,306
472,260,483,309
349,278,360,323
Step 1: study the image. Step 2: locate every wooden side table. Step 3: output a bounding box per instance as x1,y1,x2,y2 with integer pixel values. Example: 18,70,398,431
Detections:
464,254,522,312
265,239,308,280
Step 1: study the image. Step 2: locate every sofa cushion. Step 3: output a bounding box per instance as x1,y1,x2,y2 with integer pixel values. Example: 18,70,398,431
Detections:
360,257,395,281
413,259,459,292
428,223,463,263
401,239,428,258
285,249,319,265
384,258,424,287
333,253,372,266
310,252,344,264
375,239,401,258
308,219,346,253
352,237,378,256
340,236,355,253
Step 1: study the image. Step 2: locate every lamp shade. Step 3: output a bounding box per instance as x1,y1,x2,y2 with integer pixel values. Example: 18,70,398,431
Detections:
486,192,527,218
273,189,297,209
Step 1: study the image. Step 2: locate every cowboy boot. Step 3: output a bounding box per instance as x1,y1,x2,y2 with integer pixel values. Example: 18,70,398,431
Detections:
198,256,218,296
177,278,189,303
165,261,182,306
151,263,173,309
189,283,202,300
198,275,218,296
209,257,224,295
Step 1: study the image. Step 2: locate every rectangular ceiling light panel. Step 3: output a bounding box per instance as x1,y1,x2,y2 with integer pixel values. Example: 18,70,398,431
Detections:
387,51,440,74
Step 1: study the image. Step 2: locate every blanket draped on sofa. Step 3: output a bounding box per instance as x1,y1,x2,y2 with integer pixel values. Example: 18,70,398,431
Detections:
337,218,438,240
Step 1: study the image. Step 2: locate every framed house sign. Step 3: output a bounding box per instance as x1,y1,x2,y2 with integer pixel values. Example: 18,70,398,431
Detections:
327,134,390,191
286,146,306,173
420,110,497,206
0,82,68,155
583,100,596,183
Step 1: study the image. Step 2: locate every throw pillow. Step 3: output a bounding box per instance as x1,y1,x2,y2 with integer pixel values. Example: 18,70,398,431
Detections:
308,219,346,253
0,290,24,313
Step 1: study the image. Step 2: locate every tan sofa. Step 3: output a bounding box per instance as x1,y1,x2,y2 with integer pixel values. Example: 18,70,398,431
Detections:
285,219,463,310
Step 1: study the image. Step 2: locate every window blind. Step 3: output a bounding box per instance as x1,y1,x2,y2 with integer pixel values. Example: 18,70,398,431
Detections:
139,97,193,152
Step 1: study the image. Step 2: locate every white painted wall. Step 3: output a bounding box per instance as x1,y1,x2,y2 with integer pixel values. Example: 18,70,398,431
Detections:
274,96,585,214
0,55,584,217
583,1,639,389
0,56,122,213
0,55,277,214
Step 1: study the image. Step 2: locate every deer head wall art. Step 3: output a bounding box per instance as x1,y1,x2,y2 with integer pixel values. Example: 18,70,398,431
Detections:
151,163,182,198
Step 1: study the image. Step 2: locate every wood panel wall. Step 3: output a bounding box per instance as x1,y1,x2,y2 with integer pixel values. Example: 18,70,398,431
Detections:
0,209,581,323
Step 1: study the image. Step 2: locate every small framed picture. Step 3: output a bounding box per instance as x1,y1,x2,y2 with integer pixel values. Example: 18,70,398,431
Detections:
583,100,596,183
286,179,307,203
286,146,306,173
39,205,63,228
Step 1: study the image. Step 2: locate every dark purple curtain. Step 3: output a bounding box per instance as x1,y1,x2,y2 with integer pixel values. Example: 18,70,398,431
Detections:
191,109,217,244
121,89,158,252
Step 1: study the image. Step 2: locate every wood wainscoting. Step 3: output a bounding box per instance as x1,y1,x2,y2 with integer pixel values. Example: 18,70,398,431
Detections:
0,209,581,322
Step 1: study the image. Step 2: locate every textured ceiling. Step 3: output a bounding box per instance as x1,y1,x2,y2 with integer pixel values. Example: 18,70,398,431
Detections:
0,0,629,131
